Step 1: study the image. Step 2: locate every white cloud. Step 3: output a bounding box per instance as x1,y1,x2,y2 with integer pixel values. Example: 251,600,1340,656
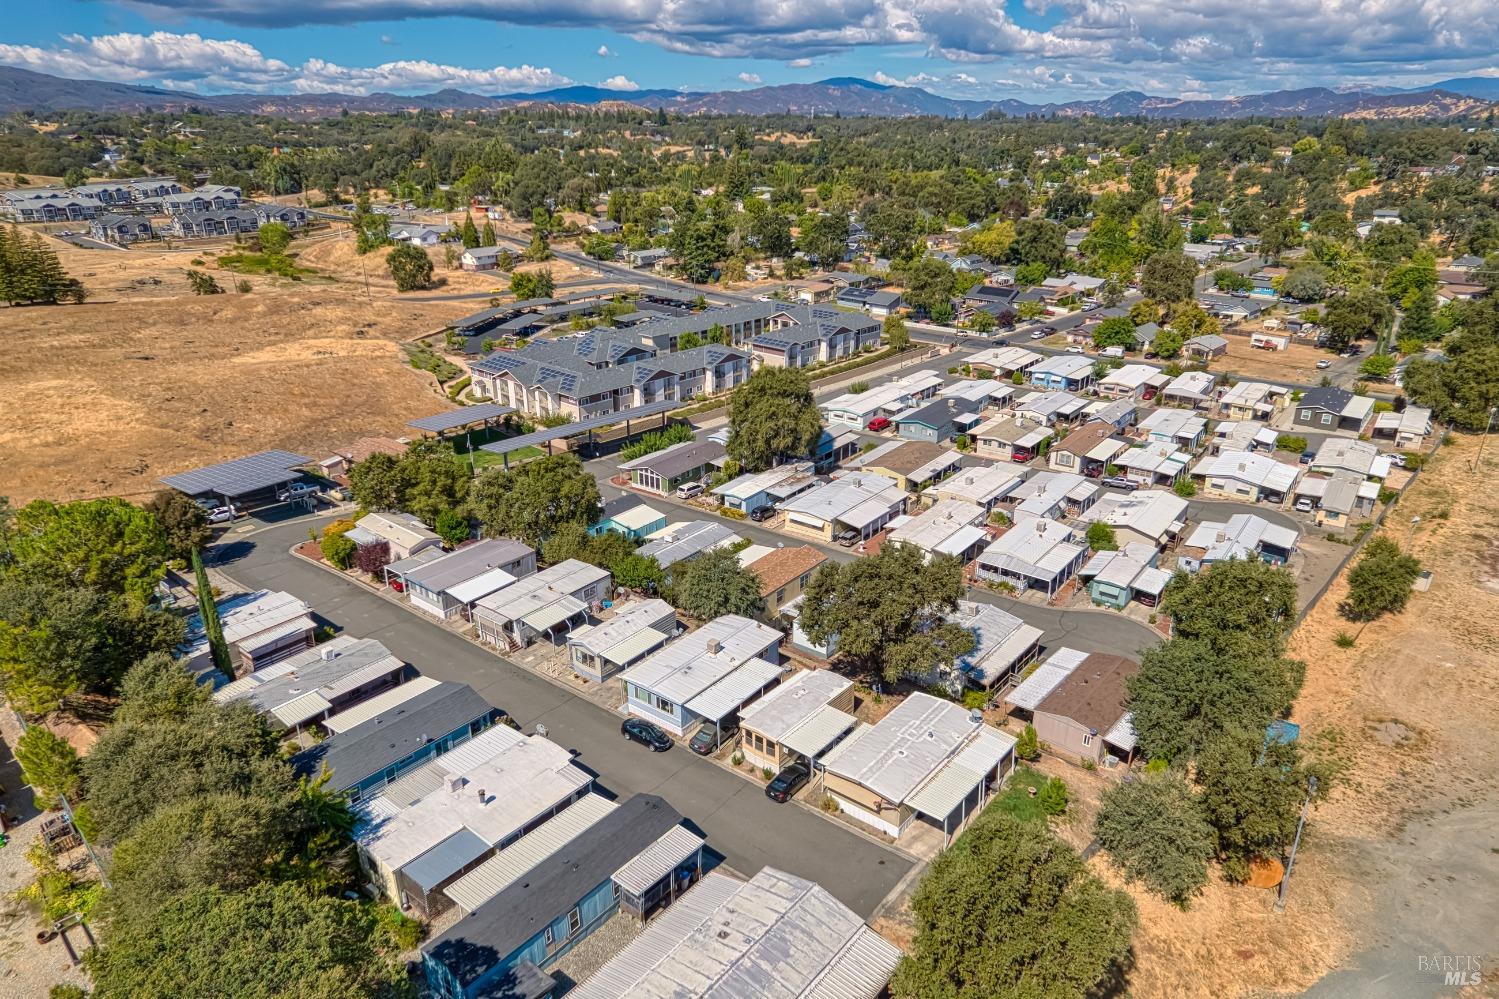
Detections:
737,71,762,84
0,31,570,94
598,74,639,90
874,70,941,87
787,58,814,68
597,45,614,56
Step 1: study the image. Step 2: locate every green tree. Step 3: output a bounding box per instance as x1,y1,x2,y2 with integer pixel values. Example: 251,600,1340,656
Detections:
798,213,849,264
1011,217,1066,271
727,367,823,472
510,268,555,300
459,212,480,248
1140,252,1197,304
15,724,81,810
350,196,388,255
1038,777,1068,815
1340,536,1420,621
891,812,1136,999
1015,723,1039,761
1360,352,1396,379
1322,286,1393,350
899,256,956,316
64,166,88,189
320,531,356,568
144,490,211,561
471,453,601,546
346,451,401,512
1280,263,1329,301
113,652,211,727
256,222,292,256
1398,286,1439,343
1086,521,1118,551
1196,729,1326,882
386,242,434,292
1213,268,1252,293
1092,316,1136,350
480,220,496,247
433,509,469,546
4,496,171,601
882,313,909,350
185,269,222,295
960,221,1016,263
1095,771,1214,906
1152,326,1185,359
349,438,469,526
191,546,231,679
799,545,972,684
1161,557,1299,656
86,884,408,998
665,548,764,620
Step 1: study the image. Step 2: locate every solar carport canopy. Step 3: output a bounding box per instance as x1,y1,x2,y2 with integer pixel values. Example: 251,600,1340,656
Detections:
406,403,515,433
160,450,311,498
479,400,678,457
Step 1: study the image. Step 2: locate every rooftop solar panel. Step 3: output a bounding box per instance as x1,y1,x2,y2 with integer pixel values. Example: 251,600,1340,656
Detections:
406,403,516,433
160,449,311,497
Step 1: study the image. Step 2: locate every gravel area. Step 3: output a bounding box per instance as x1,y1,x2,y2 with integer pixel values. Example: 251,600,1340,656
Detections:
546,910,642,994
0,711,91,997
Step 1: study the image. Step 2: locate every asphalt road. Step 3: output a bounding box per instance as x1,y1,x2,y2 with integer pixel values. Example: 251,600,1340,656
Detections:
215,516,915,918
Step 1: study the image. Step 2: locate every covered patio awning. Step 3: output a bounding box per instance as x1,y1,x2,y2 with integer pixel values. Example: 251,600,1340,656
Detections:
685,658,788,724
271,690,333,729
601,628,673,669
404,827,491,893
611,825,705,898
1006,648,1087,711
520,595,588,634
906,727,1015,822
780,705,858,760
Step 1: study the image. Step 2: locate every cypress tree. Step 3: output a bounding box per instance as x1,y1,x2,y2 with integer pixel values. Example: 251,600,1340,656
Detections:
191,547,233,677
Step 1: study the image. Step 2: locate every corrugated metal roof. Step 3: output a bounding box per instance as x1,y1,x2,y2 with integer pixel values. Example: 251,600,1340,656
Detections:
780,705,858,759
442,794,617,913
321,676,441,733
270,690,332,728
904,761,985,819
445,567,517,606
1104,711,1137,752
238,615,315,654
738,671,853,745
612,824,705,896
684,657,789,723
598,626,672,667
1006,648,1087,711
804,928,904,999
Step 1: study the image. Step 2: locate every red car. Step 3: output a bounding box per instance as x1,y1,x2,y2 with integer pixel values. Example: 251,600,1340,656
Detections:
389,579,406,593
867,417,892,432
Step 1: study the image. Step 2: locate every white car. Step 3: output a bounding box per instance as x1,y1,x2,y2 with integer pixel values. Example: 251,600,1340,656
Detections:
206,505,237,524
1293,497,1314,513
276,482,319,502
1066,345,1085,354
1029,330,1047,340
675,482,705,499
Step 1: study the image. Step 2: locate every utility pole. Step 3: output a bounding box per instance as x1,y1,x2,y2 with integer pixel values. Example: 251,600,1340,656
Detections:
1274,775,1317,913
1471,405,1497,474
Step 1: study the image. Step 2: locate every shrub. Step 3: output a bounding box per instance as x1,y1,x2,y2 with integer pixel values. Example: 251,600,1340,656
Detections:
1015,723,1039,761
761,766,774,781
1037,777,1068,816
1275,434,1308,453
1173,478,1197,498
433,509,470,546
1334,631,1356,648
320,532,356,569
731,752,744,766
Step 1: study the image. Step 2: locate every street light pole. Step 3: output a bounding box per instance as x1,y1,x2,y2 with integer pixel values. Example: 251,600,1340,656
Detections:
1274,775,1317,913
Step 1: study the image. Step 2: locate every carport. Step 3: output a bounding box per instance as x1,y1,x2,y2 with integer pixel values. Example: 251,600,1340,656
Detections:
682,658,789,751
478,400,678,469
160,449,312,511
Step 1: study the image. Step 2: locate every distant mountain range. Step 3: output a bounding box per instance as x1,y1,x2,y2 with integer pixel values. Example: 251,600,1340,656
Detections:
1,65,1495,120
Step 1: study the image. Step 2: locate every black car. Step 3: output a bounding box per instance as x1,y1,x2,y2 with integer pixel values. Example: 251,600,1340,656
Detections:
621,717,672,752
748,505,775,523
766,762,811,802
689,723,736,756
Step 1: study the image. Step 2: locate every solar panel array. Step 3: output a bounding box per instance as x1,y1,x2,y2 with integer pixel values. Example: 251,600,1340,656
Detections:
478,400,679,456
160,449,311,497
406,403,516,433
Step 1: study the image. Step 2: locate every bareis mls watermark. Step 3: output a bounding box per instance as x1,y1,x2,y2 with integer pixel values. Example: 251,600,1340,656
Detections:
1416,954,1483,987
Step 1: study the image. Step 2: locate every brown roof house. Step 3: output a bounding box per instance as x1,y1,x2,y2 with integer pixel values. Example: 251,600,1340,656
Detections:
318,436,409,480
744,545,828,616
1006,648,1139,765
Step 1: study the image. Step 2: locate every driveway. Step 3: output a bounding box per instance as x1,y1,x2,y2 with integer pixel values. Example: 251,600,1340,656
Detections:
214,517,913,918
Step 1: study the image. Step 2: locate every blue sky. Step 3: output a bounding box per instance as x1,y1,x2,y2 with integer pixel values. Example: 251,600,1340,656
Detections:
3,0,1498,100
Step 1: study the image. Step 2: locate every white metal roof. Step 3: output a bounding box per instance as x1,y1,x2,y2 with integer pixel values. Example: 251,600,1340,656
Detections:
1183,513,1300,562
622,615,783,705
354,512,440,553
1193,450,1300,492
929,463,1023,506
1090,489,1189,542
1104,711,1137,752
778,472,905,528
1030,354,1094,379
939,379,1001,404
1011,471,1091,520
473,559,610,626
684,657,789,723
184,589,310,657
739,670,854,745
1006,647,1088,711
820,692,979,804
271,691,332,728
904,726,1015,820
321,676,442,733
1099,363,1160,391
445,566,517,606
612,824,705,896
820,373,944,418
443,794,618,913
978,518,1084,580
570,867,902,999
609,502,668,531
1162,370,1216,399
712,463,813,501
950,601,1045,685
1139,407,1208,440
967,345,1042,372
779,705,859,759
1311,437,1390,479
889,500,985,554
568,599,675,661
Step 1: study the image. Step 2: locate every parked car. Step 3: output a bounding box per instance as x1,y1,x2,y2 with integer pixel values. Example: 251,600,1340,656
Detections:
389,579,406,593
834,529,861,547
867,416,892,432
1029,329,1047,340
766,762,811,803
1299,451,1316,465
1387,452,1407,468
748,505,775,523
675,482,705,499
1315,358,1333,369
1039,325,1058,335
1066,344,1085,354
206,505,237,524
1294,497,1315,513
1141,387,1159,402
1101,476,1139,491
621,717,672,752
276,482,318,502
689,722,737,756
